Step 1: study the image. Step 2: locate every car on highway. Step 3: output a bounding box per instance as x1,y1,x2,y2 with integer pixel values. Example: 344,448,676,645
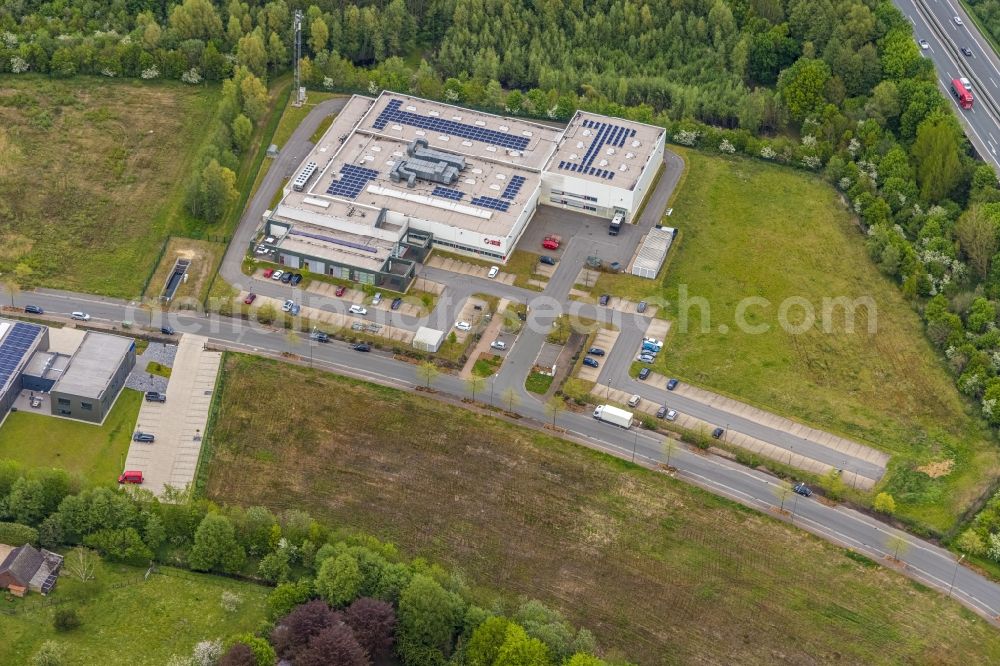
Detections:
711,427,725,439
582,357,599,368
918,39,929,50
636,354,656,363
599,294,610,306
488,265,499,278
637,301,647,313
588,347,605,356
263,268,274,278
391,297,402,310
281,271,293,284
353,343,371,352
144,391,166,403
132,431,155,443
490,340,506,350
349,304,367,315
961,46,973,57
372,292,382,305
244,293,256,305
271,269,283,281
955,16,963,26
290,303,301,315
638,367,651,380
290,273,303,286
667,378,679,391
455,321,472,331
335,285,347,297
539,256,556,265
793,482,812,497
310,331,329,343
961,76,973,90
71,312,90,321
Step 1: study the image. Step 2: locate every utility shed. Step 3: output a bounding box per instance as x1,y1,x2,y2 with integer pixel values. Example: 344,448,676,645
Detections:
631,226,676,279
412,327,445,353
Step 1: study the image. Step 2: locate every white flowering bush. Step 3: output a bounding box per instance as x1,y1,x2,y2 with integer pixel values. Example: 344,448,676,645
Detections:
988,533,1000,562
367,80,379,95
801,134,817,148
718,138,735,154
191,639,223,666
220,590,242,612
181,68,202,84
2,32,17,48
672,129,700,146
141,66,159,79
546,105,558,119
100,68,116,77
759,145,776,159
443,87,460,102
801,155,821,169
10,56,28,73
847,137,861,157
119,34,131,45
984,397,999,420
838,177,852,191
323,76,335,90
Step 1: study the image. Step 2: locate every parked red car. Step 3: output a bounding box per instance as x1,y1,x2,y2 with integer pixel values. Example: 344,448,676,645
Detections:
542,234,561,250
244,293,257,305
335,285,347,297
118,470,143,484
262,268,274,278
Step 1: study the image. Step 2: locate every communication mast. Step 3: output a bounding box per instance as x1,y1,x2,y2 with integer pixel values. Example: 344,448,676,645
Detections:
293,10,305,106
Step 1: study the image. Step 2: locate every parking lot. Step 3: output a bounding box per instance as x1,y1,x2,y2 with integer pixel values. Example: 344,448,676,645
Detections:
516,205,627,263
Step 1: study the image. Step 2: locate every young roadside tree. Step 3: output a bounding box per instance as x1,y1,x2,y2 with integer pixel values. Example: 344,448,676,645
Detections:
872,492,896,515
887,534,910,563
544,397,565,428
501,387,520,413
466,375,486,402
417,361,439,389
773,481,793,513
188,513,246,573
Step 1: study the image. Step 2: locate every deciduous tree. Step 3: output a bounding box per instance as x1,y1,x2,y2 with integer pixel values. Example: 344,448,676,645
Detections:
189,513,246,573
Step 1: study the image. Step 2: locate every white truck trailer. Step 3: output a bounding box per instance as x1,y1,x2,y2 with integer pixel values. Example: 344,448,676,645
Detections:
593,404,633,428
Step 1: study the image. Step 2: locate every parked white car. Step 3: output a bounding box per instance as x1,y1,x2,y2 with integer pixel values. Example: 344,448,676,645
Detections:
271,270,284,281
349,304,367,315
71,312,90,321
455,321,472,331
372,292,382,305
282,299,294,312
488,266,499,279
490,340,506,350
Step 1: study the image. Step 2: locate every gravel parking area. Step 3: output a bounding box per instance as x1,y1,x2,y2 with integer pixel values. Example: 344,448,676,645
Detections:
125,341,177,394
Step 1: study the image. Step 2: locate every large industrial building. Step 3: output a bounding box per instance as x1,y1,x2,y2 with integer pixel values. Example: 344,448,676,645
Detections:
260,92,665,290
0,319,135,425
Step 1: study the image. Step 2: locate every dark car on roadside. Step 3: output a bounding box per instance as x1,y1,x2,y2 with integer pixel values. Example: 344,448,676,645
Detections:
712,427,725,439
588,347,605,356
539,256,556,266
582,357,599,368
638,367,651,380
391,297,403,310
310,331,329,343
144,391,166,403
244,293,257,305
353,343,371,352
160,326,174,335
599,294,610,306
637,301,647,313
281,271,293,284
793,482,812,497
667,378,679,391
132,431,155,443
290,273,303,286
24,305,43,315
656,405,668,419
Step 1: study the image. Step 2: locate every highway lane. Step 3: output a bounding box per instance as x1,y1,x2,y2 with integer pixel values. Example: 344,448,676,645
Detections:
5,289,1000,621
897,0,1000,168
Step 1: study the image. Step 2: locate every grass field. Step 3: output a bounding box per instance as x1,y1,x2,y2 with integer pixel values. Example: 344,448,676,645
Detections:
525,371,554,394
0,390,141,486
601,149,997,532
204,355,1000,664
0,558,267,665
0,76,220,298
142,237,227,306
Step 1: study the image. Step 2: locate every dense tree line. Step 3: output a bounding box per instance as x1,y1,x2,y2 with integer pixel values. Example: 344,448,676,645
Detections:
0,460,613,666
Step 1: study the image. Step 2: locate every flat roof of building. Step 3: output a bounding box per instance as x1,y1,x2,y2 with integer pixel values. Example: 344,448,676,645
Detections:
544,111,665,191
295,94,554,239
631,226,676,278
23,350,71,381
273,221,395,271
46,327,86,356
51,332,133,400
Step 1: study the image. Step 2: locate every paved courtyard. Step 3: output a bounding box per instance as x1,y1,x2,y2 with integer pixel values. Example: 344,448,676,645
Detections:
125,341,177,394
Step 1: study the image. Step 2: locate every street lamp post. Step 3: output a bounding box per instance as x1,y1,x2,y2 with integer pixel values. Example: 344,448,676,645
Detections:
606,379,611,400
791,491,800,524
949,554,967,598
632,428,639,463
490,374,496,406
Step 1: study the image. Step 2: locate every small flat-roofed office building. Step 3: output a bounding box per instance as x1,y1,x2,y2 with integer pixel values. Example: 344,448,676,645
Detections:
0,320,47,422
48,332,135,424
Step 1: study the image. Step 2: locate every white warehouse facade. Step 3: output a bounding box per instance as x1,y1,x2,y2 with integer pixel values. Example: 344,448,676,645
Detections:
259,92,666,288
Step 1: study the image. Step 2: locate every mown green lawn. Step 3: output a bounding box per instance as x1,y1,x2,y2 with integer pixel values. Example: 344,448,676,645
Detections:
0,389,141,486
0,558,267,665
205,355,1000,665
597,148,998,533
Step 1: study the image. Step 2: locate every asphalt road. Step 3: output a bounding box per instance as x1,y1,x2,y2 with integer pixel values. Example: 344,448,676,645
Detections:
898,0,1000,169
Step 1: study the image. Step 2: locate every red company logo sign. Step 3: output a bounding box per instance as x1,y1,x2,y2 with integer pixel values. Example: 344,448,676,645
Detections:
483,237,501,247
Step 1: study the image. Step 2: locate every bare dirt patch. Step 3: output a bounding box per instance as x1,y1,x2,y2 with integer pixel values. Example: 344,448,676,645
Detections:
917,459,954,478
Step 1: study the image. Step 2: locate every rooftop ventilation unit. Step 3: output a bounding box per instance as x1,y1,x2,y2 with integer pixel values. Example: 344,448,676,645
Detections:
292,162,318,191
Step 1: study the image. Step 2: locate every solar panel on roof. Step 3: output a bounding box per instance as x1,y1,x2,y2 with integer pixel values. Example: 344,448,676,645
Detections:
432,186,464,201
326,164,379,200
371,98,530,151
470,195,510,212
0,322,41,389
500,175,525,200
